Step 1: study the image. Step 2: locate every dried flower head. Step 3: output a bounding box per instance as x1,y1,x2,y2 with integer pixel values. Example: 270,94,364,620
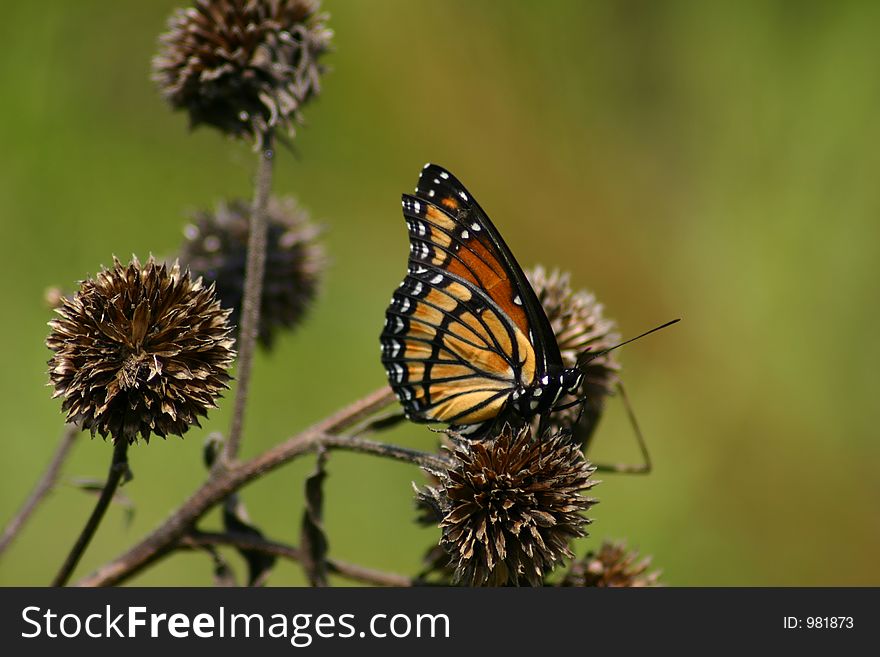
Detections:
47,256,235,444
413,438,458,584
179,196,324,348
153,0,333,145
527,266,620,443
561,540,661,587
417,425,598,586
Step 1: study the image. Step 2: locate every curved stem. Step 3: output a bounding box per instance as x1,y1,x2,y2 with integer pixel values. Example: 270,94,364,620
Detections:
75,386,403,587
180,531,413,587
52,438,129,586
224,133,275,464
0,423,79,557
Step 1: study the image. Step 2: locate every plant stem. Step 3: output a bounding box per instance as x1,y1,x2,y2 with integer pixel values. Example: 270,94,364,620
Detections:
0,423,79,557
320,434,451,471
51,438,129,586
180,531,413,587
224,133,275,465
75,386,401,586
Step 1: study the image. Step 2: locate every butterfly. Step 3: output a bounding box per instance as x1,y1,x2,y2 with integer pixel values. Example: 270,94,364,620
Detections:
380,163,587,438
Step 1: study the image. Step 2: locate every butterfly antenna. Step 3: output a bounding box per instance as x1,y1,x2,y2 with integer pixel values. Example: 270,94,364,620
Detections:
577,318,680,368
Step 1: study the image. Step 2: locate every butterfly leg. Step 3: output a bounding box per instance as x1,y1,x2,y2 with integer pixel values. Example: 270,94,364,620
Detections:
591,382,652,474
551,396,587,413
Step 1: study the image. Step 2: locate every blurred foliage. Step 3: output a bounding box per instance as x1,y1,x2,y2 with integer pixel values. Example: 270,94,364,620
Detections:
1,0,878,586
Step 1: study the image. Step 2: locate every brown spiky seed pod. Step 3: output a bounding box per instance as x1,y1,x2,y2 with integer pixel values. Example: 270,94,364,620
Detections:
47,256,235,444
526,266,620,444
413,474,456,585
417,425,598,587
153,0,333,145
179,196,324,349
561,540,661,587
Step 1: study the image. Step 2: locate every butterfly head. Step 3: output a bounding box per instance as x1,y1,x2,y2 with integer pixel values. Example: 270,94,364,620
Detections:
511,367,584,419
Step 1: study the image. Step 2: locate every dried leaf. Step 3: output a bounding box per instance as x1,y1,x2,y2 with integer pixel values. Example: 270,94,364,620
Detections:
201,432,274,586
299,448,329,587
223,496,276,587
204,545,238,587
70,476,135,527
203,432,224,469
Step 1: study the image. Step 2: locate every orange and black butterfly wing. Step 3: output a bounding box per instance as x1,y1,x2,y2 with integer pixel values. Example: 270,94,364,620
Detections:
380,164,560,431
410,164,563,375
381,265,531,429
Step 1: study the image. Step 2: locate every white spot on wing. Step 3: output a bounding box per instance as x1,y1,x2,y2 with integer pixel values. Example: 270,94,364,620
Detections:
461,229,469,239
471,222,481,231
439,171,449,179
430,274,443,284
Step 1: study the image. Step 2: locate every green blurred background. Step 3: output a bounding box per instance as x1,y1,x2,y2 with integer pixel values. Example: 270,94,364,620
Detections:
1,0,878,586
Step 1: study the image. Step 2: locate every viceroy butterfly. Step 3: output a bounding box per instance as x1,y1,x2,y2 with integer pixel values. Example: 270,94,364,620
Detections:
380,163,675,439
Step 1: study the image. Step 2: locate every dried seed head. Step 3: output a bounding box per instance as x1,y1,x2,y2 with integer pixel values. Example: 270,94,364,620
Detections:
527,266,620,444
561,540,661,587
153,0,333,145
47,256,235,444
179,196,324,349
418,425,598,586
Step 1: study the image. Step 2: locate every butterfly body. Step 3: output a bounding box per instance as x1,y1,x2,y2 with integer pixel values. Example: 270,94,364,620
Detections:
381,164,581,437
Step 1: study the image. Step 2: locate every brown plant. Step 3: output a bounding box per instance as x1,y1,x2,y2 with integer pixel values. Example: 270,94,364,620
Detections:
153,0,333,145
47,256,235,444
418,425,598,586
180,196,324,348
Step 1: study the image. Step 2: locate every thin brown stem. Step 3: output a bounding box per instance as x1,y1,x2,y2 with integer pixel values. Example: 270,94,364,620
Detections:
224,133,275,464
180,531,413,587
52,438,129,586
327,558,413,588
321,434,451,471
0,423,79,557
75,386,405,587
